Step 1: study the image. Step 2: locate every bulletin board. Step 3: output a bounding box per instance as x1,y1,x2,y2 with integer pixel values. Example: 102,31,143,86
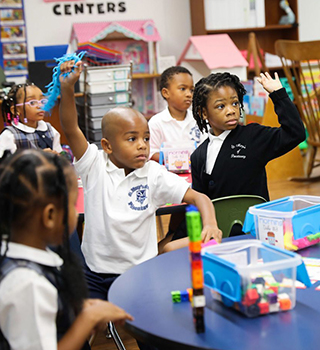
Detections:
0,0,28,80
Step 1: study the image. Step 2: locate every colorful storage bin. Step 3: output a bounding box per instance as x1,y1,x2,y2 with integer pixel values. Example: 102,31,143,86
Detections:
244,195,320,251
202,240,311,317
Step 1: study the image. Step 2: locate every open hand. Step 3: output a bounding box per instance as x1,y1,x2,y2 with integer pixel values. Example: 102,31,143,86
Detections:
201,225,222,244
256,72,282,93
83,299,134,331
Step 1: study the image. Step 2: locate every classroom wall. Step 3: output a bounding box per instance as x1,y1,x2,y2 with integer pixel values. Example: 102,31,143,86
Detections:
24,1,320,65
24,0,192,62
298,0,320,41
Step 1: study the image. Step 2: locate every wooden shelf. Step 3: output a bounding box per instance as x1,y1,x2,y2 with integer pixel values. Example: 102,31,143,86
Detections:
132,73,161,79
206,24,297,34
189,0,299,55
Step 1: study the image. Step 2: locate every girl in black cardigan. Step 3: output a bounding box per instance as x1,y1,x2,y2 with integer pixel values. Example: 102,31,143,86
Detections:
191,72,305,202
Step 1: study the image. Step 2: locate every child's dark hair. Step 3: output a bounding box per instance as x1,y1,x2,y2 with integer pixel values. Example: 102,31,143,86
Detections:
0,149,87,314
192,72,247,133
160,66,192,100
1,82,34,126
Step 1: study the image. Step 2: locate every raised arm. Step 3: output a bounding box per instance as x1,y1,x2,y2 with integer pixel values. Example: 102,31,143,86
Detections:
59,60,88,160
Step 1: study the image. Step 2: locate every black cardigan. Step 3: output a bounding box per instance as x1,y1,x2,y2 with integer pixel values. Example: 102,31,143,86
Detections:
191,88,305,201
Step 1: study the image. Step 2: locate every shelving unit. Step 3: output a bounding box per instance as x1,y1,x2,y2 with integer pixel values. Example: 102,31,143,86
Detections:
78,63,133,146
189,0,299,55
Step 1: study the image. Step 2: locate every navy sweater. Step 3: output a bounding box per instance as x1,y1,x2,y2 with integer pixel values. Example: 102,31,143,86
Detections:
191,88,305,201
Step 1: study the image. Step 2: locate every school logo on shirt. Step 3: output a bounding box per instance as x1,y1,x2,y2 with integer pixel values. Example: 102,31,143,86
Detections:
189,126,201,143
230,143,247,159
128,184,149,211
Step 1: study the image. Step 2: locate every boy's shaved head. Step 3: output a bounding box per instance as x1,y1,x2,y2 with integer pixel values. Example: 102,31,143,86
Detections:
101,107,146,139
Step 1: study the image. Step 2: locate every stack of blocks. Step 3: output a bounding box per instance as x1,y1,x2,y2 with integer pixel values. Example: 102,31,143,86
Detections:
186,206,206,333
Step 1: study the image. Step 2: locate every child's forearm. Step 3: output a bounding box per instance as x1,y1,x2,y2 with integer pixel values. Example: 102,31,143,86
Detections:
190,192,218,228
59,85,79,135
58,311,97,350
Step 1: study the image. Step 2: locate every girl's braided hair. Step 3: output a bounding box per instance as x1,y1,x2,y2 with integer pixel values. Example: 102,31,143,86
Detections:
1,82,34,125
192,72,247,133
0,149,87,314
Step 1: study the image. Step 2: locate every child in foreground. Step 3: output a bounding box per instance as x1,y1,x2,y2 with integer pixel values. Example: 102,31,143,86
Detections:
0,149,133,350
148,66,206,162
191,71,305,201
0,83,63,157
58,60,222,301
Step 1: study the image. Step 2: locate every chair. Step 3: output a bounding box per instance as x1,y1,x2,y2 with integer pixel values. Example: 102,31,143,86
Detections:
275,39,320,181
211,195,267,238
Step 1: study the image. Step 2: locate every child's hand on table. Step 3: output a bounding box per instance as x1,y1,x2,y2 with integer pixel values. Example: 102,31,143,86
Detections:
256,72,283,93
201,225,222,244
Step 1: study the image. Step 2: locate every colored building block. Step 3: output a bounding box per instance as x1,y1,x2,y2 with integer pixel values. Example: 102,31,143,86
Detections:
171,291,181,303
243,288,260,306
269,302,280,313
258,301,269,314
191,268,204,289
192,260,202,270
187,288,193,301
189,241,201,253
279,298,292,310
266,292,278,304
181,290,190,302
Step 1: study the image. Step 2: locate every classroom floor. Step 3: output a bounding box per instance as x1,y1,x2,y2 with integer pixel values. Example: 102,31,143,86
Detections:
91,155,320,350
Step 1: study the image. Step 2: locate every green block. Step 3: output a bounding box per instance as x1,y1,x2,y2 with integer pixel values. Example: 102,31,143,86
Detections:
171,291,181,303
186,210,202,242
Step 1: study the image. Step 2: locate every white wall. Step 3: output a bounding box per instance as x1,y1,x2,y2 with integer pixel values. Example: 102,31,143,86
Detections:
298,0,320,41
24,0,192,62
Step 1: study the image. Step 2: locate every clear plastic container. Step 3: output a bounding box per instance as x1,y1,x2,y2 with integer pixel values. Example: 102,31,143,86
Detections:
245,195,320,251
202,240,310,317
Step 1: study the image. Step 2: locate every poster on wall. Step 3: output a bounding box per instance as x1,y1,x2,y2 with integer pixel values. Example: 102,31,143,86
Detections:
3,58,28,75
0,0,27,82
2,42,27,58
0,0,22,8
0,8,24,24
0,25,25,42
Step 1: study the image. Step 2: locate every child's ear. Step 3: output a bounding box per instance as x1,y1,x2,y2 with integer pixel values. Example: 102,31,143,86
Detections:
42,203,57,229
201,107,207,120
161,88,169,100
10,105,19,116
101,138,112,154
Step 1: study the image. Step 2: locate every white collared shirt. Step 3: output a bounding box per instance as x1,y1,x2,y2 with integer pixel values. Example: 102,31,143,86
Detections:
206,130,231,174
0,120,63,157
74,143,190,274
148,107,207,158
0,242,63,350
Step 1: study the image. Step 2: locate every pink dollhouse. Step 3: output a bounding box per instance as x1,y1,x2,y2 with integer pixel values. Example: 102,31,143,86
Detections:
70,19,161,74
177,34,248,82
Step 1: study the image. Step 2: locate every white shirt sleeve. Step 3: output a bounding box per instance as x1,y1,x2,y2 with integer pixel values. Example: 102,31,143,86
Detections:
0,129,17,157
148,117,164,158
151,164,190,208
50,125,63,153
0,268,58,350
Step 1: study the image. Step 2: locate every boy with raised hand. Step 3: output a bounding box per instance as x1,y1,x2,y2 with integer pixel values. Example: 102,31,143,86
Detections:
59,60,222,300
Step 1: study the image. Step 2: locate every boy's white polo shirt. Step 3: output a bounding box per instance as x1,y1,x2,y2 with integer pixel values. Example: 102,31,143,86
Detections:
74,143,190,274
148,107,207,158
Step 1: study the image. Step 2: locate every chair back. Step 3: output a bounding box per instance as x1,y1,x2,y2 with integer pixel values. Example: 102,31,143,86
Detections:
275,39,320,177
211,195,267,238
